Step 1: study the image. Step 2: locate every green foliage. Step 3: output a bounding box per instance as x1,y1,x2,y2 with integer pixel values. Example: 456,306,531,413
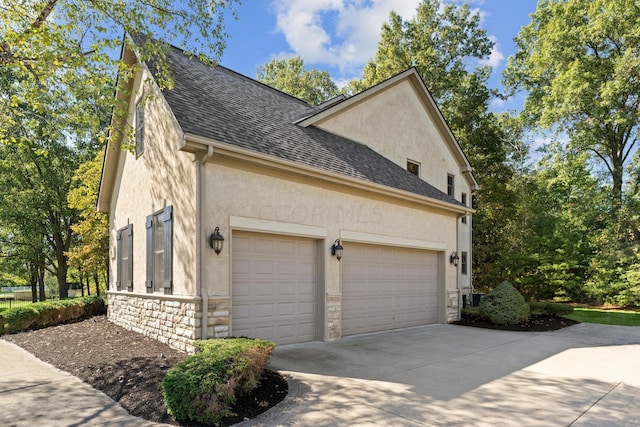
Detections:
528,302,574,317
67,152,109,283
461,307,481,318
0,296,106,334
257,56,340,105
479,282,530,325
504,0,640,199
346,0,520,292
162,338,276,425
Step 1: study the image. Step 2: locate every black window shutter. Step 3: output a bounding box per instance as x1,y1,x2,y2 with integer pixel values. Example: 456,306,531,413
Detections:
125,224,133,291
116,229,122,290
161,206,173,289
145,215,154,288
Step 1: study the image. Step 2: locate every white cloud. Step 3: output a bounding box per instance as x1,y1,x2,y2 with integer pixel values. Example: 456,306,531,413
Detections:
483,35,505,68
271,0,422,76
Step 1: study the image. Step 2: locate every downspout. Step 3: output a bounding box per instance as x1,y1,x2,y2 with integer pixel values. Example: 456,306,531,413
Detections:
198,145,215,340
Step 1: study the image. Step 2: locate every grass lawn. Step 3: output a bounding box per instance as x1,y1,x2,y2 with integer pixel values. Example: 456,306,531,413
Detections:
564,308,640,326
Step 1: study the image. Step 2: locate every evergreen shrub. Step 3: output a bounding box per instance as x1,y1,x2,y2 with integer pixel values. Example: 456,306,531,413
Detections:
479,281,530,325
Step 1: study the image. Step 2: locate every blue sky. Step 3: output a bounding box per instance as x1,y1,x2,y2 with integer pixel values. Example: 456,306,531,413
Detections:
218,0,539,112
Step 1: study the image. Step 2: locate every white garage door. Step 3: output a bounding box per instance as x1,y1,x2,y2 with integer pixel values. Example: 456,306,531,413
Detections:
342,243,439,336
232,232,316,345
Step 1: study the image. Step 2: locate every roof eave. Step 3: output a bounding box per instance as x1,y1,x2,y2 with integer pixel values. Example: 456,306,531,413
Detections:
182,132,474,216
97,42,138,213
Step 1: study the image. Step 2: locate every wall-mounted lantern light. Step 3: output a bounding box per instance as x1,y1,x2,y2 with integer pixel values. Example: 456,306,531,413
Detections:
331,239,343,261
209,227,224,255
450,251,460,267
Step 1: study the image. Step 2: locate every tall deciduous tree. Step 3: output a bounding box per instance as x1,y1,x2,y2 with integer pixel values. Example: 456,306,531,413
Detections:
257,56,340,105
503,0,640,202
67,152,110,296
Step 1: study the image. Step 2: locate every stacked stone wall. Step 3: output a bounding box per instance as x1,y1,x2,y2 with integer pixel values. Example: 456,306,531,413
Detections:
108,292,200,353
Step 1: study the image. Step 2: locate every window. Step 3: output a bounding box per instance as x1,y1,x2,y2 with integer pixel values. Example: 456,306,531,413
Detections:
135,98,144,157
447,174,455,196
116,224,133,291
461,192,467,224
461,251,468,275
146,206,173,292
407,159,420,177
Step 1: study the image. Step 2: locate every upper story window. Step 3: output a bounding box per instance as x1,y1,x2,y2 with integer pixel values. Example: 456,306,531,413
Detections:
146,206,173,293
447,174,455,197
461,192,468,224
116,224,133,291
407,159,421,177
135,98,144,157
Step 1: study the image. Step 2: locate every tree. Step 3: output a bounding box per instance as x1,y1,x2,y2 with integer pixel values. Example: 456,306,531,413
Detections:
348,0,519,290
0,134,81,299
257,56,340,105
67,152,110,296
503,0,640,203
1,0,239,149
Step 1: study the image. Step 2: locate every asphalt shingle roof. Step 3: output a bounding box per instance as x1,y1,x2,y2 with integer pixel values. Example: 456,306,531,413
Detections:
153,44,464,208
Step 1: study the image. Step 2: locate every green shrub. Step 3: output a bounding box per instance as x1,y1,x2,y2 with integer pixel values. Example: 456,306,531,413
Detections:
0,295,106,335
461,307,481,318
479,281,530,325
162,338,275,425
528,302,574,316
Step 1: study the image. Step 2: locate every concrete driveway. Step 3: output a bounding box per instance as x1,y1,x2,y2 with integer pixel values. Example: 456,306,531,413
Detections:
246,323,640,426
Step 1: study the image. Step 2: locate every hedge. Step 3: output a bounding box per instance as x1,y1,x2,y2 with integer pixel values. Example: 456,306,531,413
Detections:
528,302,574,316
0,295,106,334
162,337,276,425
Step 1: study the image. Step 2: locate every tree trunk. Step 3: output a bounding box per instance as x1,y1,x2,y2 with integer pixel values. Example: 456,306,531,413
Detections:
93,272,99,296
80,272,85,297
38,266,45,301
29,263,38,303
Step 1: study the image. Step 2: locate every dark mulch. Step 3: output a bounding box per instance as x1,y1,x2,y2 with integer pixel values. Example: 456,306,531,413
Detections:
453,314,579,331
2,316,288,426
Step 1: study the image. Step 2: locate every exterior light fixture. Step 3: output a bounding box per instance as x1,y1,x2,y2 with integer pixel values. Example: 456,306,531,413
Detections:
209,227,224,255
450,251,460,266
331,239,344,261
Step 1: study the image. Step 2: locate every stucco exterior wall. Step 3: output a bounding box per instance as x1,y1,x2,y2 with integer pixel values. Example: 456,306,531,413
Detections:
313,80,470,196
108,67,197,298
313,78,473,301
199,157,461,340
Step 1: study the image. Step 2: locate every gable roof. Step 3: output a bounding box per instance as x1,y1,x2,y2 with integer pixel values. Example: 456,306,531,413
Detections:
156,45,471,210
296,68,479,192
99,40,475,214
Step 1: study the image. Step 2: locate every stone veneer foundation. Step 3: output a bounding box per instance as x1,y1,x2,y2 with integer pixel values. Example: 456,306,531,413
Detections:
108,291,459,353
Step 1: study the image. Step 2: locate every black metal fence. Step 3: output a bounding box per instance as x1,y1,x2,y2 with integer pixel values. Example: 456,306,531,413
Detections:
0,297,34,311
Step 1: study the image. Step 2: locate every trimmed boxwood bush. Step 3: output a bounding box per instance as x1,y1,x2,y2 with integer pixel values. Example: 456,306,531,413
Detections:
0,295,106,334
479,281,530,325
162,337,276,425
528,302,574,316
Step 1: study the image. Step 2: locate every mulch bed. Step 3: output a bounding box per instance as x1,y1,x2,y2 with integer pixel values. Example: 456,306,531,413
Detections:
2,316,287,426
453,314,579,331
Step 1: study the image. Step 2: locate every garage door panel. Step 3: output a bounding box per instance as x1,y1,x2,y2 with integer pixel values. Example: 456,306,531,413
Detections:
232,232,316,345
343,243,440,336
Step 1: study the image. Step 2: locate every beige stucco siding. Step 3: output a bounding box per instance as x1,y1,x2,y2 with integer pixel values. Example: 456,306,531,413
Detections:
313,79,468,198
200,157,459,316
313,78,473,293
109,67,197,297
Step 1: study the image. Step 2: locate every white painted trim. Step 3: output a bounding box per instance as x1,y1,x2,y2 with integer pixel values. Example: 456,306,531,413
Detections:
230,215,328,238
339,230,446,251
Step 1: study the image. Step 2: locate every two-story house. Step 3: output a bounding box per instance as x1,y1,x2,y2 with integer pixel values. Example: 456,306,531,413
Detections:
98,40,478,352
